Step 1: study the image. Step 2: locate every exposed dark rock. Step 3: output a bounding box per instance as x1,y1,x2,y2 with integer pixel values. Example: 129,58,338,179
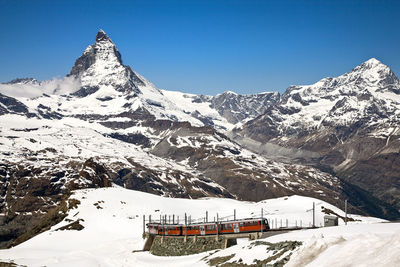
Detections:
107,133,151,147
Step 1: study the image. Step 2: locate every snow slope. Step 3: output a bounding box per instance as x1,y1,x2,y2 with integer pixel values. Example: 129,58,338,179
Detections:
0,187,388,267
205,223,400,267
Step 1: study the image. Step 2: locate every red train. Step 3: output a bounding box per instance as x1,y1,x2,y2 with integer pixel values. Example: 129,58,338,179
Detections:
147,218,269,236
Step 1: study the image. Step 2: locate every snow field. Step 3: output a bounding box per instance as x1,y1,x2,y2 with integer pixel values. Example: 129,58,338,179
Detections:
0,187,390,267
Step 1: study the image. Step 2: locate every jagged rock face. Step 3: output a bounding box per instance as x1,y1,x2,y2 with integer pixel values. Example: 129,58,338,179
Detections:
0,93,33,116
237,58,400,211
211,91,280,124
69,30,145,97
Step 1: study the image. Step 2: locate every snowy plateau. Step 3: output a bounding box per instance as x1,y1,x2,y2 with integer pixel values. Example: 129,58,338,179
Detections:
0,30,399,266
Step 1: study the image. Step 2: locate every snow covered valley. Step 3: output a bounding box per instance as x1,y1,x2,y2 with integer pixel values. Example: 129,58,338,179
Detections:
0,187,397,267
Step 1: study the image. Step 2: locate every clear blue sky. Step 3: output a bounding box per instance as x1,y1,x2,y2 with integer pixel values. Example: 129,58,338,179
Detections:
1,0,399,95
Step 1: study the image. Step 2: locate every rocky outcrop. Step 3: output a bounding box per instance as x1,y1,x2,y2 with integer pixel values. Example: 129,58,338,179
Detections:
0,93,33,116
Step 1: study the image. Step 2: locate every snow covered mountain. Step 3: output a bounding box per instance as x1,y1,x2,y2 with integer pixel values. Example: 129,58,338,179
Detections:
237,58,400,142
0,30,399,250
235,58,400,213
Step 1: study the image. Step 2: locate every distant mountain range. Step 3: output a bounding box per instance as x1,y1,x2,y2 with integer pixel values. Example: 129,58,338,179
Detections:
0,30,399,248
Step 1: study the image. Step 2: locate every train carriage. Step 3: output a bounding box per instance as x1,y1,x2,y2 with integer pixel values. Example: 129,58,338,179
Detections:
147,223,182,236
147,218,269,236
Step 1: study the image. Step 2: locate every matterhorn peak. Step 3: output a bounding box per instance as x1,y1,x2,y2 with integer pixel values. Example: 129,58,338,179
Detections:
67,30,146,97
96,29,112,43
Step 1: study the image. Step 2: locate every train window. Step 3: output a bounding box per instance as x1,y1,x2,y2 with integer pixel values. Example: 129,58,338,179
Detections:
240,222,243,227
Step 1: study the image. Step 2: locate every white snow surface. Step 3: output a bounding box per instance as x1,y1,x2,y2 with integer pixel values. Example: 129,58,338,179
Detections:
161,90,235,131
0,187,393,267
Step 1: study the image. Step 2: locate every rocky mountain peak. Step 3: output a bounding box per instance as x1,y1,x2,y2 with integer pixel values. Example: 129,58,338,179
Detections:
351,57,390,75
96,29,112,43
345,58,400,94
68,30,145,97
363,57,382,66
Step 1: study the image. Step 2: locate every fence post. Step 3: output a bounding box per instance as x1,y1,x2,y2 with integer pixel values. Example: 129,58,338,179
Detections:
313,202,315,228
261,208,263,233
185,213,187,237
234,209,236,220
143,215,145,235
